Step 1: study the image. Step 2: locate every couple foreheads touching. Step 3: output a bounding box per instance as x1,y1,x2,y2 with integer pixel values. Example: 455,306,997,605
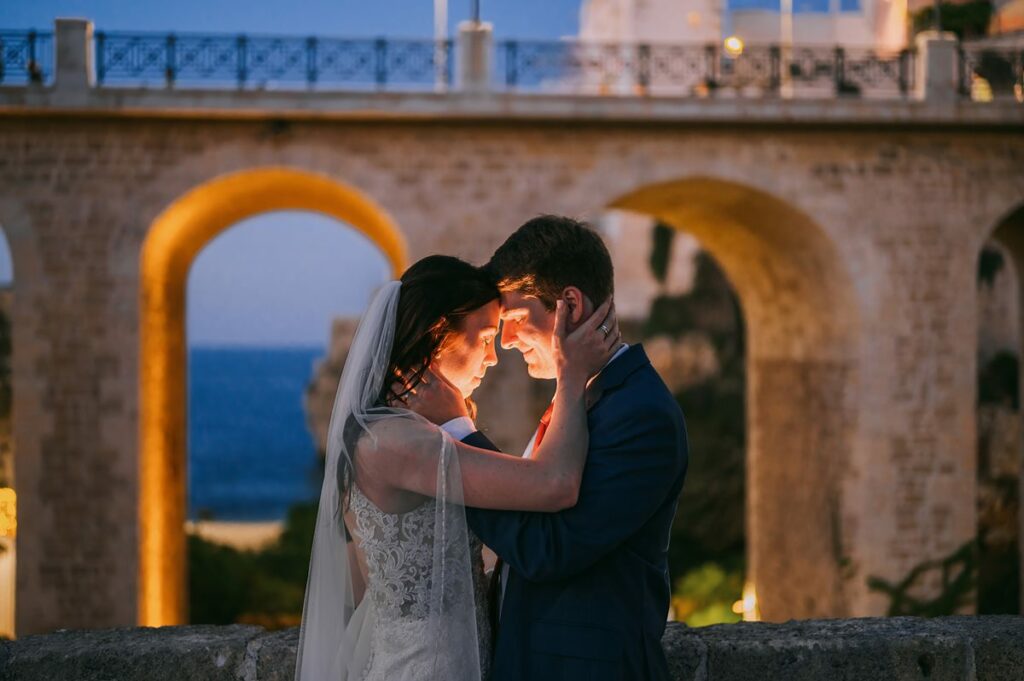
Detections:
295,214,689,681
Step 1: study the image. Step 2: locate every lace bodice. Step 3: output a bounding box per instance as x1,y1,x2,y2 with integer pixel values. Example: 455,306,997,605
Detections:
349,484,491,680
350,485,441,620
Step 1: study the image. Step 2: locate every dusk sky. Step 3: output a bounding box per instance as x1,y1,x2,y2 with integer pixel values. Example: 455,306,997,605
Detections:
0,1,582,347
1,1,582,41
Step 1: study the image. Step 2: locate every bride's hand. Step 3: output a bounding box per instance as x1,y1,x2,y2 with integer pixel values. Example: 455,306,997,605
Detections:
554,297,621,391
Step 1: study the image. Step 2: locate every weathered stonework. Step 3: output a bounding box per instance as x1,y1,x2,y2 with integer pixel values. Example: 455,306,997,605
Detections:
0,91,1021,633
2,618,1023,681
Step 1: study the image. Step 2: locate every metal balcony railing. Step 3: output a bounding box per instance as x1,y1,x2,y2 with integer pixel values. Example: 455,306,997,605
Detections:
94,31,454,90
2,26,1021,104
497,40,914,99
0,30,53,85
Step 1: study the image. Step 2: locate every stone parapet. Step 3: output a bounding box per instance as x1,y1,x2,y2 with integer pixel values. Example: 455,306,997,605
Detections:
2,618,1022,680
1,84,1021,127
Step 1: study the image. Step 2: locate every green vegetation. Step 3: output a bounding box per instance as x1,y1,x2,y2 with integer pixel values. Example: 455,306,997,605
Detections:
188,501,317,628
672,561,744,627
976,351,1021,614
644,225,748,626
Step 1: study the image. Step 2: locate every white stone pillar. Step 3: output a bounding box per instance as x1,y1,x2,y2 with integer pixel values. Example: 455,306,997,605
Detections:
54,18,95,106
914,30,958,102
456,21,493,93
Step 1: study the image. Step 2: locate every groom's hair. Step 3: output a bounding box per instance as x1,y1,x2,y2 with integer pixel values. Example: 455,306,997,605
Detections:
486,215,614,311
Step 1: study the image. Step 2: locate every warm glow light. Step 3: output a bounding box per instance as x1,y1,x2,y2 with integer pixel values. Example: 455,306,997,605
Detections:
971,75,993,103
736,580,760,621
139,167,407,626
0,488,14,538
724,36,745,58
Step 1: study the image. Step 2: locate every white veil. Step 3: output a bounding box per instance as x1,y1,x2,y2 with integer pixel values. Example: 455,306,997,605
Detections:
294,281,485,681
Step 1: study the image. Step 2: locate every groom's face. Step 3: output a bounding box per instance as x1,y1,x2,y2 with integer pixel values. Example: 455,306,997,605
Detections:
498,291,558,380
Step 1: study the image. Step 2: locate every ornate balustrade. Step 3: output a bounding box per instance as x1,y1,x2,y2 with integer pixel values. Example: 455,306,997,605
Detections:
1,25,1021,105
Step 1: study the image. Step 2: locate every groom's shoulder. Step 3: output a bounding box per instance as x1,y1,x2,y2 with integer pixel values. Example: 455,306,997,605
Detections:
591,371,684,455
595,347,681,420
616,364,680,416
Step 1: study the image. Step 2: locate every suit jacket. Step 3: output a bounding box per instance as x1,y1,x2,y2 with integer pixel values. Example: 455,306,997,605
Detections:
464,344,688,681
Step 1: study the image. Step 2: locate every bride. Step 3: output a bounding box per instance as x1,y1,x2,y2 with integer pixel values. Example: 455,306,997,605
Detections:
294,255,618,681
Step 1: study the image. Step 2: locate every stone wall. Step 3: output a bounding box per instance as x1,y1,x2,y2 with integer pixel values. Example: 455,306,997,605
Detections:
2,618,1022,680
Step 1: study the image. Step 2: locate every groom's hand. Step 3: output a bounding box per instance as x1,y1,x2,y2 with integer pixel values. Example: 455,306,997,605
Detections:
400,369,469,425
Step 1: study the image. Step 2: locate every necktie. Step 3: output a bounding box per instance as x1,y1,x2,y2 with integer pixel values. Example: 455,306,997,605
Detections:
533,403,555,449
488,403,555,642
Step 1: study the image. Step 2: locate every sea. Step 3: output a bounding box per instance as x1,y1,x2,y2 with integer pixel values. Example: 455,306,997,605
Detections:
188,346,325,522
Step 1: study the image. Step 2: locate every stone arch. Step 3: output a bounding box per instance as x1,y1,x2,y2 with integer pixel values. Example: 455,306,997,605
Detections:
139,167,407,626
978,201,1024,615
609,176,862,621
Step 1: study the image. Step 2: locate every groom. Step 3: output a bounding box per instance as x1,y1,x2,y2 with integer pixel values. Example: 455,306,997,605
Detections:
420,215,689,681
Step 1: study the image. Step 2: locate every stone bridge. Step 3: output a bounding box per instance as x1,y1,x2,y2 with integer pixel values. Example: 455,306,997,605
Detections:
0,19,1022,635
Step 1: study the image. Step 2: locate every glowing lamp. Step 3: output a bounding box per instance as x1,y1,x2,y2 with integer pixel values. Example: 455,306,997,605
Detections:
724,36,745,58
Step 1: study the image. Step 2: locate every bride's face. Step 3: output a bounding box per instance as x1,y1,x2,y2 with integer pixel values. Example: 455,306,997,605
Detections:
433,300,501,398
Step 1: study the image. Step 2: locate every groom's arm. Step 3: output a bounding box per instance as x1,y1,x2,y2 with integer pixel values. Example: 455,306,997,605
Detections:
464,399,685,583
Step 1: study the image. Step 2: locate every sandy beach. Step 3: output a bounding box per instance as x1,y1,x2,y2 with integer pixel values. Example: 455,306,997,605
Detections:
185,520,284,551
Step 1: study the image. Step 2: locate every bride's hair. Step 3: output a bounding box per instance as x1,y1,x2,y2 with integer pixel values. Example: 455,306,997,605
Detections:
380,254,499,405
339,255,498,499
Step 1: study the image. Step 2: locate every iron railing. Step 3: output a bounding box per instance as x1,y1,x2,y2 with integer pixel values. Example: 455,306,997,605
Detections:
497,40,914,98
94,31,454,90
958,45,1024,100
6,27,1022,103
0,30,53,85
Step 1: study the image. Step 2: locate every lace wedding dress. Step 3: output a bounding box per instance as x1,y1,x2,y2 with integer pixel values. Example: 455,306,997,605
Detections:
295,281,490,681
349,485,492,681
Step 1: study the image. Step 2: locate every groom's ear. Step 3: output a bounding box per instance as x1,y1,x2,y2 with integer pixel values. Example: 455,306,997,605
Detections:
560,287,587,327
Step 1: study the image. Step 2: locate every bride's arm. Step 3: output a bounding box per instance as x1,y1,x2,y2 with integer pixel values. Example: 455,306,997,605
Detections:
451,372,589,511
366,299,619,512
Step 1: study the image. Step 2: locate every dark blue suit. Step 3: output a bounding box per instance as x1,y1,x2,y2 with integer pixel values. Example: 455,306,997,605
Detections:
464,344,688,681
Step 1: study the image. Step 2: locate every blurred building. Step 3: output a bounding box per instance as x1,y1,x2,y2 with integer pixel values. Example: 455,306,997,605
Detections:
581,0,908,49
987,0,1024,42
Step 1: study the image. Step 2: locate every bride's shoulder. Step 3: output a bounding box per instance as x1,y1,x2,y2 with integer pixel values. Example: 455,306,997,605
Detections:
355,412,439,462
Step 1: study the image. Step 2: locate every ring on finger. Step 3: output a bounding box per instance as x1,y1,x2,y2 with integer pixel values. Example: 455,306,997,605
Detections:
599,323,610,336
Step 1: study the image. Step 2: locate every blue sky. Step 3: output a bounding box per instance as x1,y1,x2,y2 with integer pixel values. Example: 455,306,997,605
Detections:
0,1,583,347
0,1,582,39
185,214,392,348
